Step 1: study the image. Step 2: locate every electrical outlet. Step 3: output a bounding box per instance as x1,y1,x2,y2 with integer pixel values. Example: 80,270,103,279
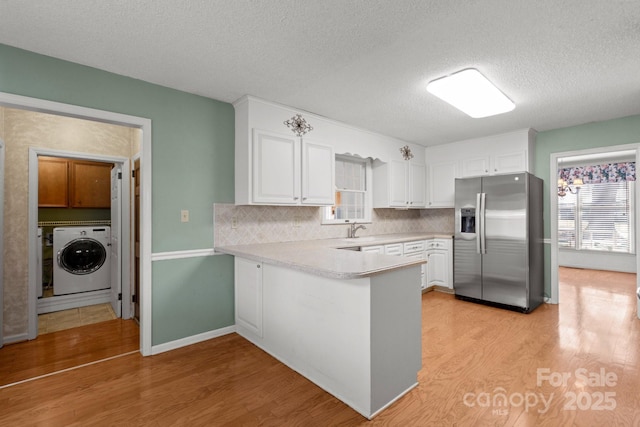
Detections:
293,216,301,228
181,210,189,223
231,217,238,229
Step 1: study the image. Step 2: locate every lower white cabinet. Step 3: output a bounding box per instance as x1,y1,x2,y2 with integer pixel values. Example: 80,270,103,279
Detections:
425,239,453,289
360,245,384,254
235,257,263,337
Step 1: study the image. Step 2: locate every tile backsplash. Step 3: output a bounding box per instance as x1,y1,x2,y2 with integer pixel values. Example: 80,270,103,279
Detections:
214,203,454,246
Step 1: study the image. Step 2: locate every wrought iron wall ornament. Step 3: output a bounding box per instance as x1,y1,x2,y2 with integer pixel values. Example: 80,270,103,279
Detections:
400,145,414,161
284,114,313,136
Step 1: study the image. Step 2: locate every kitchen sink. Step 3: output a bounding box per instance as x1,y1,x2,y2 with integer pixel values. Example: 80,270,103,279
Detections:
338,246,361,251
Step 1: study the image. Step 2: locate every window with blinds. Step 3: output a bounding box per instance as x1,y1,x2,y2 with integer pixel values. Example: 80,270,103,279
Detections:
558,181,635,253
324,156,371,223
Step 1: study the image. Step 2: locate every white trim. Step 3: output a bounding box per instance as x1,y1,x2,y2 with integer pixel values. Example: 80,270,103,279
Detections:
150,325,236,355
543,238,552,245
0,91,153,356
37,289,111,314
2,333,28,345
549,143,640,306
151,248,217,262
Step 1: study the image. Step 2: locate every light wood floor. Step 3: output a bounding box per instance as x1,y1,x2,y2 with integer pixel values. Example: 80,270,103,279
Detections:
0,319,139,387
0,267,638,426
38,303,117,334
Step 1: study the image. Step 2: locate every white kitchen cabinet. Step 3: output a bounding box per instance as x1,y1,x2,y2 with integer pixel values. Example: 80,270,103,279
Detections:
427,160,458,208
492,150,527,175
301,138,335,205
462,156,490,177
235,257,263,337
373,159,426,209
384,242,404,256
403,240,427,289
425,239,453,289
461,151,527,177
360,245,384,254
251,129,334,205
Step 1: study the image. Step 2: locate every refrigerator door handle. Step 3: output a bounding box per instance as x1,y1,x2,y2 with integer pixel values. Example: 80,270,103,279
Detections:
480,192,487,254
476,193,482,254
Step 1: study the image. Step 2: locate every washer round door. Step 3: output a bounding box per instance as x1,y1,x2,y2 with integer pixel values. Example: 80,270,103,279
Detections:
58,238,107,275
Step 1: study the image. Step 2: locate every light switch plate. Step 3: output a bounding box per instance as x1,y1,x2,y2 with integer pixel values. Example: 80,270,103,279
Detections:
181,210,189,222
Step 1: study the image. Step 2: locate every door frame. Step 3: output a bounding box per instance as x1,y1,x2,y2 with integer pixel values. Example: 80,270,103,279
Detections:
0,91,152,356
0,137,5,348
549,143,640,306
29,149,131,321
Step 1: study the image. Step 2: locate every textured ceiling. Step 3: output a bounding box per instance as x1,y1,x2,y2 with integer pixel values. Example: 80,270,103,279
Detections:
1,0,639,146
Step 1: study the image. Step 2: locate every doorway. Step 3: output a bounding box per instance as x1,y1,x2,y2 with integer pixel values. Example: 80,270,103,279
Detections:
33,151,129,334
549,144,640,312
0,91,152,357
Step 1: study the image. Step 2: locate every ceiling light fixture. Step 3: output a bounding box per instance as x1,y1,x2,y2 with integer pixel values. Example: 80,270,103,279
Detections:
427,68,515,118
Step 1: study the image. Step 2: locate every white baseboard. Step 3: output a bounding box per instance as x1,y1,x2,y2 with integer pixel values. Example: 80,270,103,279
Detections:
3,333,29,345
150,325,236,355
37,290,111,314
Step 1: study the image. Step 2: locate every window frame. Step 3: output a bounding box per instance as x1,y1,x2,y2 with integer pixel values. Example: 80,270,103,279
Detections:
322,155,373,225
558,180,635,254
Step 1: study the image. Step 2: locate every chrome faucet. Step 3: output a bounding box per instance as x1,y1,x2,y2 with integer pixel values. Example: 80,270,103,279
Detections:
348,222,367,238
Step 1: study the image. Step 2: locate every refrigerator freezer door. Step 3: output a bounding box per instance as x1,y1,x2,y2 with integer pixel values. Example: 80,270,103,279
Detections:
482,173,529,308
454,177,482,299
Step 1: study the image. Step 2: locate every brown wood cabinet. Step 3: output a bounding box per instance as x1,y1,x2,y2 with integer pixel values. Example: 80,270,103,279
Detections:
38,157,113,208
38,156,70,207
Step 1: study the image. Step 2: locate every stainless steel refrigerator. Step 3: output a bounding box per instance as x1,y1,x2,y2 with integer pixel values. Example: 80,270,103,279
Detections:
454,172,544,313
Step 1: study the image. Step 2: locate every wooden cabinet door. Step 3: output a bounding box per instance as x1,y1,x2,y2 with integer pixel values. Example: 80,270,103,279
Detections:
70,160,113,208
38,156,69,207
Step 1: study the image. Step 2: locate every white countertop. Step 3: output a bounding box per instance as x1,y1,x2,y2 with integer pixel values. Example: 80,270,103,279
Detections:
215,232,452,280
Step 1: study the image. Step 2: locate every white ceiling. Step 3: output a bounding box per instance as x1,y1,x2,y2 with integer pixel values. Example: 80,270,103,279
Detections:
1,1,639,146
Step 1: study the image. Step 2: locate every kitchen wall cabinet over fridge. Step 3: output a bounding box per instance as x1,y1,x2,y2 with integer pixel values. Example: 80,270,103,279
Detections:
245,129,334,206
461,151,527,177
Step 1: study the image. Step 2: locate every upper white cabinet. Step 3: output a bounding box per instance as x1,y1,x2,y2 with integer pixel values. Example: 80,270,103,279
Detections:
373,151,426,209
301,139,335,205
426,129,536,208
427,160,458,208
251,129,334,205
461,150,527,177
252,129,300,204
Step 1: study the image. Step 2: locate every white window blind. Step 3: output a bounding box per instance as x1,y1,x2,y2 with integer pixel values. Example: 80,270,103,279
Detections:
558,181,635,253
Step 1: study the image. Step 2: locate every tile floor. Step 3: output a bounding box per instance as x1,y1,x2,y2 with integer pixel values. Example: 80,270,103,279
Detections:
38,303,117,335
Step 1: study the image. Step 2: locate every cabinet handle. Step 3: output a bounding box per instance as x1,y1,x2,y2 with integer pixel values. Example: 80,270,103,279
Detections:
302,197,307,200
494,168,497,172
485,169,488,173
257,265,261,269
293,197,299,200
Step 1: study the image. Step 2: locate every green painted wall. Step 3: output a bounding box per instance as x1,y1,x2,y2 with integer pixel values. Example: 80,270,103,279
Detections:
152,255,234,344
534,114,640,295
0,44,235,345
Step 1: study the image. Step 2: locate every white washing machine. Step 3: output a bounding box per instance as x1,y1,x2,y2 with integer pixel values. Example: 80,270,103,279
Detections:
53,226,111,296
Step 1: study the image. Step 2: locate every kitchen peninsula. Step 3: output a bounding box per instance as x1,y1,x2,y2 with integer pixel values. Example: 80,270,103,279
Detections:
216,233,446,419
